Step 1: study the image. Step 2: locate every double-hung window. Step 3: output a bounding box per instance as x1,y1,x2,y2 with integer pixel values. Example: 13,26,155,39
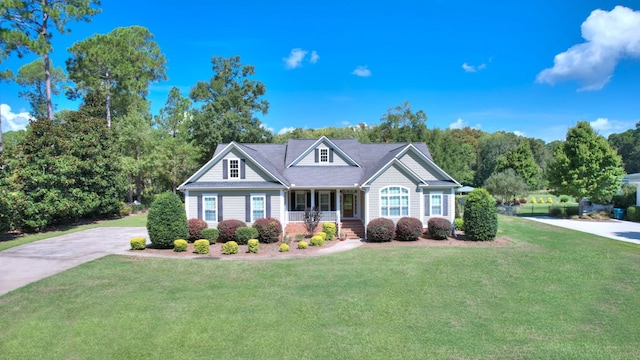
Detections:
295,192,306,211
430,193,443,216
229,159,239,178
380,186,409,217
251,194,266,222
319,192,330,211
320,148,328,163
203,195,217,222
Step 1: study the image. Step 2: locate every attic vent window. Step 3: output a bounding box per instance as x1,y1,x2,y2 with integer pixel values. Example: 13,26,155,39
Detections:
320,148,328,163
229,159,239,178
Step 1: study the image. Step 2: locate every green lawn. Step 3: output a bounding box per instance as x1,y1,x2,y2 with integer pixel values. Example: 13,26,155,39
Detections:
0,214,147,252
1,216,639,359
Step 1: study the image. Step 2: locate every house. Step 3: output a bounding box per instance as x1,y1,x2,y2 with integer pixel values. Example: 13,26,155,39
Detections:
177,136,460,239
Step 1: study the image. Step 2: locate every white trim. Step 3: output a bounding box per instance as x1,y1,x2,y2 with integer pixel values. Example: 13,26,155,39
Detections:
363,158,426,186
310,189,315,209
418,188,424,226
396,144,461,186
287,136,361,168
429,192,444,217
336,190,341,234
380,185,409,218
280,190,286,228
184,190,190,218
364,188,370,240
228,158,240,179
319,148,329,163
250,193,266,223
202,193,218,223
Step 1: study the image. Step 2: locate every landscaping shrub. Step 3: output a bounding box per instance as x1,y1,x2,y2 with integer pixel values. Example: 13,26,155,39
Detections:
627,206,639,221
454,218,465,232
547,197,554,204
222,241,239,255
146,192,188,249
559,196,569,203
322,222,337,240
201,228,219,244
188,218,208,242
279,243,289,252
194,239,210,254
310,235,325,246
565,206,580,217
298,241,308,249
173,239,188,252
217,219,247,243
235,226,259,245
427,217,452,240
303,207,321,236
549,206,563,218
519,197,527,204
366,218,395,242
252,217,282,243
315,231,327,241
129,237,146,250
396,217,423,241
119,202,131,217
463,188,497,241
538,197,544,204
530,197,537,204
248,239,259,254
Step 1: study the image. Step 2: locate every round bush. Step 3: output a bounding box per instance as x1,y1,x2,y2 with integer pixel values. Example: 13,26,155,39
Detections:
366,218,395,242
310,235,325,246
222,241,239,255
427,217,452,240
129,237,146,250
463,188,497,241
217,219,247,243
248,239,259,254
188,218,208,241
297,241,308,249
315,231,327,241
627,206,638,221
173,239,188,252
201,228,219,244
194,239,210,254
252,217,282,243
322,222,336,240
395,217,423,241
235,226,259,245
147,192,188,249
279,243,289,252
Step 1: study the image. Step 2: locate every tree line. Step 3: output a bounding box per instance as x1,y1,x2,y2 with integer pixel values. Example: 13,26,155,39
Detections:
0,1,634,233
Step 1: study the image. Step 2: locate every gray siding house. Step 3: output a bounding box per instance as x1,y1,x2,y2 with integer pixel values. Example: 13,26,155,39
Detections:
178,137,460,239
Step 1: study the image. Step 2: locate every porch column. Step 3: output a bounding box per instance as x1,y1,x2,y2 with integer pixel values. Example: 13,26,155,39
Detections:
184,190,190,218
336,190,341,234
310,189,315,209
280,190,287,228
364,188,370,240
418,188,424,228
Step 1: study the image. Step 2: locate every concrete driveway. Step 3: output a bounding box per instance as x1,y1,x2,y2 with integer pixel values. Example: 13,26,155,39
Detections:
0,227,148,296
525,217,640,245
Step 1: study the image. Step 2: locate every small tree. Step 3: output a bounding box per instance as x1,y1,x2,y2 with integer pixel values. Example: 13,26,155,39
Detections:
483,169,528,203
463,188,497,241
303,207,321,236
146,192,188,248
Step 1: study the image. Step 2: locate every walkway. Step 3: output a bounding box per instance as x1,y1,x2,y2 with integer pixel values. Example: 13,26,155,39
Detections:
524,217,640,245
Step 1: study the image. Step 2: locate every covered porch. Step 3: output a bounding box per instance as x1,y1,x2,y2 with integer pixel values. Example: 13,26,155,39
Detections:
284,188,363,224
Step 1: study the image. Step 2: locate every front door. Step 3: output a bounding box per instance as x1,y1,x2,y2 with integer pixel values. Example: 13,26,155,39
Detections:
343,194,353,218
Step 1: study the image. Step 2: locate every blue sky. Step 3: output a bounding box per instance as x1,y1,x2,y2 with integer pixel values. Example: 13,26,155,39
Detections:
2,0,640,142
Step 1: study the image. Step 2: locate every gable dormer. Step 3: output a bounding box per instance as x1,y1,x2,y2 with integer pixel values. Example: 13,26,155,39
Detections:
287,137,360,167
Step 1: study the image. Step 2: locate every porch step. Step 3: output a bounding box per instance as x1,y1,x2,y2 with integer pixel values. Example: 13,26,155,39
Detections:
340,220,365,239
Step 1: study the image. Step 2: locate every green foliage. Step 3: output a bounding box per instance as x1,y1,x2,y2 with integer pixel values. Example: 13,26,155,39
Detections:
222,241,239,255
371,101,428,142
484,169,528,203
559,196,569,203
454,218,465,232
627,206,639,222
15,59,67,117
217,220,247,243
193,239,210,254
395,217,423,241
173,239,188,252
200,228,219,244
495,142,542,189
427,218,452,240
248,239,259,254
366,218,395,242
279,243,289,252
549,206,563,218
188,218,208,242
548,121,625,204
252,217,282,243
235,226,259,245
608,122,640,174
463,188,498,241
425,128,479,185
119,202,131,217
297,241,308,249
315,231,327,241
129,237,146,250
146,192,188,249
475,132,522,187
321,222,337,240
565,206,580,217
547,197,553,204
613,183,637,209
310,235,325,247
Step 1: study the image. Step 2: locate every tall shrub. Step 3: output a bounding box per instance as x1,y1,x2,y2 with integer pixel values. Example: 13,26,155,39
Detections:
463,188,497,241
321,222,337,240
147,192,188,248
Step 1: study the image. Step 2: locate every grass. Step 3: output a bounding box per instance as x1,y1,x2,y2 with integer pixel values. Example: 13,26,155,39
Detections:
1,216,639,359
0,214,147,252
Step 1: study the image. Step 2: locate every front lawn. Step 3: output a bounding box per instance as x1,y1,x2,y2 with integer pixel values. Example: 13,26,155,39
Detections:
1,216,639,359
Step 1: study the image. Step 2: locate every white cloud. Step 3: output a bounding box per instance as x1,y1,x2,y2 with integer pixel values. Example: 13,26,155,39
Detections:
449,118,467,129
589,117,636,136
513,131,526,137
310,51,319,64
536,6,640,91
590,117,611,131
352,65,371,77
462,62,486,73
1,104,33,132
260,123,274,133
283,48,308,69
278,127,296,135
477,63,487,70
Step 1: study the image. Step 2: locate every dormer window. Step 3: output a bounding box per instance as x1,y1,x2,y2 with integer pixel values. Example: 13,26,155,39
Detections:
320,148,328,163
229,159,239,178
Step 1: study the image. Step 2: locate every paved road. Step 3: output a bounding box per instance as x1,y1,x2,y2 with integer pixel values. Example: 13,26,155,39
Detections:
524,217,640,245
0,227,148,296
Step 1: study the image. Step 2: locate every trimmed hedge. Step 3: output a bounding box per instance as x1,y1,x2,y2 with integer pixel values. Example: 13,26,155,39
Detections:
194,239,210,254
222,241,239,255
217,219,247,243
310,235,325,246
201,228,219,244
252,217,282,243
427,217,451,240
395,217,423,241
147,192,188,249
235,226,259,245
366,218,395,242
248,239,259,253
188,218,208,242
463,188,497,241
322,222,336,240
173,239,188,252
129,237,146,250
298,241,308,249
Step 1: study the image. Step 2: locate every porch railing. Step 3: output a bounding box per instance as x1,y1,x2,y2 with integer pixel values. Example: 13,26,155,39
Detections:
287,211,337,222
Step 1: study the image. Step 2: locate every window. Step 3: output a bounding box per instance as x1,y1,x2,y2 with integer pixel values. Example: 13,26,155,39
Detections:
229,159,239,178
320,148,328,163
203,195,217,221
251,194,265,222
430,193,443,216
295,192,306,211
380,186,409,217
319,192,330,211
